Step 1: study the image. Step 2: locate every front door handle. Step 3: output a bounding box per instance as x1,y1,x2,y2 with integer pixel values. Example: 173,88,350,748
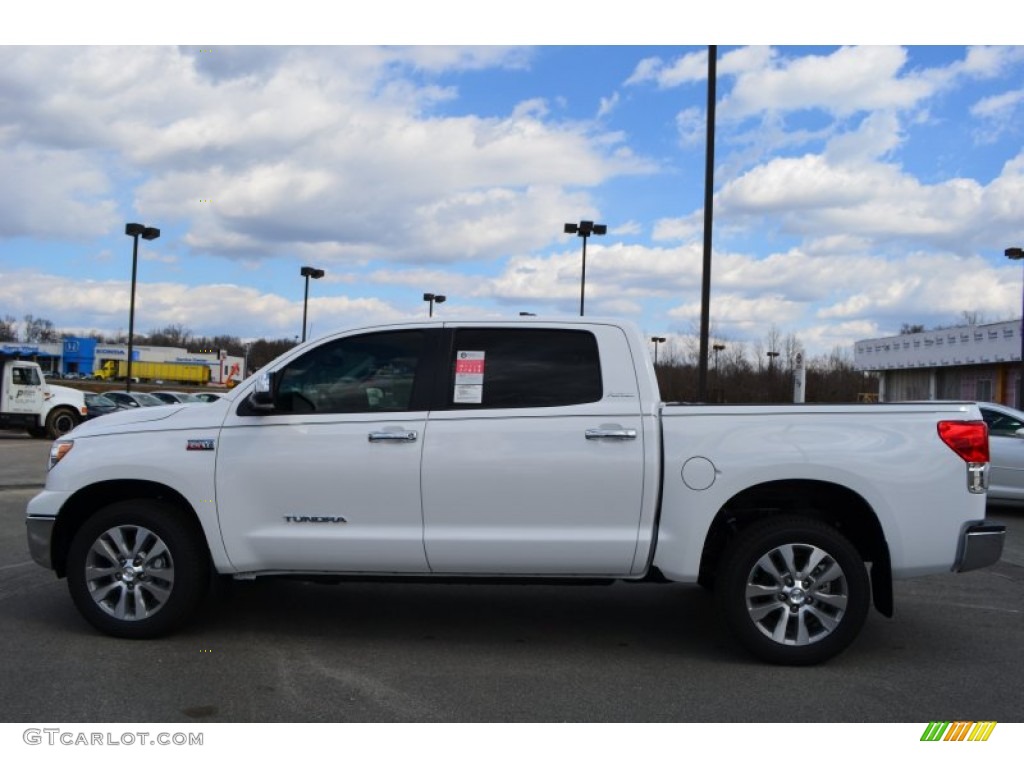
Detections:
585,427,637,440
368,430,418,443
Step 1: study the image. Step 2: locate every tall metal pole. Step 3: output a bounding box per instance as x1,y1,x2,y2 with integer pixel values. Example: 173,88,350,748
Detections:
126,234,139,392
301,274,310,342
580,234,588,317
652,336,666,366
565,221,604,317
1007,247,1024,408
697,45,717,401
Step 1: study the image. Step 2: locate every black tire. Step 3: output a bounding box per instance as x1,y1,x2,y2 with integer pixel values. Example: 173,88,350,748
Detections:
716,515,870,665
45,406,80,439
66,500,209,638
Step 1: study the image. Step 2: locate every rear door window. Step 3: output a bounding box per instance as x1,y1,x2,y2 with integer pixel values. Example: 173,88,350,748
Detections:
445,328,602,409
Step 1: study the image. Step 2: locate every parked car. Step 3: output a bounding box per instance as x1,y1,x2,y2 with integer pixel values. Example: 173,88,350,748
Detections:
977,401,1024,505
150,391,202,404
192,392,223,403
84,393,126,419
103,391,165,409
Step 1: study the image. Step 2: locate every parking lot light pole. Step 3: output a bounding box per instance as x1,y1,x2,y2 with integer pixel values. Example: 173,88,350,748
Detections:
712,343,725,402
564,220,607,316
1007,247,1024,408
124,223,160,392
423,292,446,317
651,336,666,366
300,266,325,343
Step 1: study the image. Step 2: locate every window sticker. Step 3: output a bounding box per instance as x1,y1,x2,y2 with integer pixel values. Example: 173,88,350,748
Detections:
454,350,485,403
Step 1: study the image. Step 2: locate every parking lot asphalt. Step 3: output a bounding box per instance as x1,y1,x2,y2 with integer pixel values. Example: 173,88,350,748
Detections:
0,431,49,488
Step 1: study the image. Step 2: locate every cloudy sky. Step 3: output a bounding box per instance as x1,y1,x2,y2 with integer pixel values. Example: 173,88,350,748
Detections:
2,33,1023,357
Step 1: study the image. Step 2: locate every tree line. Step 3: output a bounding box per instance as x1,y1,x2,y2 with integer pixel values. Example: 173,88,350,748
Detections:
652,324,878,403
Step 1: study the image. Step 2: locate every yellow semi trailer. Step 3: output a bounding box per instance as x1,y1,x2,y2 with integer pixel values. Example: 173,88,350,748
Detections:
93,360,211,385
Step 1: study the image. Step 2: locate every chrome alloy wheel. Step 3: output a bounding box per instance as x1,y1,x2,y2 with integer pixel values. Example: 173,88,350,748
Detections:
84,525,175,621
744,542,849,646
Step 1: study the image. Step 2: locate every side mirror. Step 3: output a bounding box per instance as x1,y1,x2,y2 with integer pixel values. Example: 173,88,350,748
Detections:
248,372,276,412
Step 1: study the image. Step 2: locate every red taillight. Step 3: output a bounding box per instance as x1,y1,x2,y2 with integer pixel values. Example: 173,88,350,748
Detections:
938,420,989,463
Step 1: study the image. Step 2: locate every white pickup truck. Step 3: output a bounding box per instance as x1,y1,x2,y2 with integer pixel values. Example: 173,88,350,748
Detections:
25,318,1005,664
1,358,87,438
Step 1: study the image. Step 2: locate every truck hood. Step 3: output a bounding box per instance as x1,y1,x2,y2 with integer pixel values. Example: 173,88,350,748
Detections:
47,384,85,404
68,401,228,438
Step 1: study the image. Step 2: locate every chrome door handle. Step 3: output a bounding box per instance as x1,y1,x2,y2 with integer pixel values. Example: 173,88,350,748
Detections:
368,430,418,443
585,428,637,440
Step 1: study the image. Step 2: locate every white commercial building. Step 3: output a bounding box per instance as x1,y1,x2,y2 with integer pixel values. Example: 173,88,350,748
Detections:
854,319,1021,405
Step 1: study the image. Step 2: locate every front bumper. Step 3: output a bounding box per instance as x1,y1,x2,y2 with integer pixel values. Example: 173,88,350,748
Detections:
953,521,1006,572
25,490,70,572
26,517,56,569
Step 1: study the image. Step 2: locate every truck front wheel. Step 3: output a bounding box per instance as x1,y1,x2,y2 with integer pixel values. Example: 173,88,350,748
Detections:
66,500,209,638
45,407,80,439
716,515,869,665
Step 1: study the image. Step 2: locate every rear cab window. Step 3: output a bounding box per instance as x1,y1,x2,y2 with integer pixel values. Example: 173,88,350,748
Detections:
444,328,602,409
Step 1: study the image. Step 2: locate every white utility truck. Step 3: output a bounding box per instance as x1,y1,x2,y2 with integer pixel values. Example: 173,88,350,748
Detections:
26,318,1005,664
1,357,86,438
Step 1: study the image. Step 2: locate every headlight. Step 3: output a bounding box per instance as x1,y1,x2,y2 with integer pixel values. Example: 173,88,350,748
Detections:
49,440,73,470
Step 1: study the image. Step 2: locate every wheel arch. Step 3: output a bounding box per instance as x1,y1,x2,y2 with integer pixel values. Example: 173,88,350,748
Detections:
51,480,209,578
698,479,892,616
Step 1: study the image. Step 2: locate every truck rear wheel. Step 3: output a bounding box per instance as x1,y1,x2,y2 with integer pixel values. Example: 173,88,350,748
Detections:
716,515,869,665
45,406,80,439
66,500,209,638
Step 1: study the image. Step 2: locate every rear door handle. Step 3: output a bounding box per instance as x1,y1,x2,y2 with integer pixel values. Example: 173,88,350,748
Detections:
585,427,637,440
368,430,418,443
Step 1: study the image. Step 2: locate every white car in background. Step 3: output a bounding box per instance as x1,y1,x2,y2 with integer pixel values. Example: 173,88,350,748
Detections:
150,391,203,404
103,391,165,409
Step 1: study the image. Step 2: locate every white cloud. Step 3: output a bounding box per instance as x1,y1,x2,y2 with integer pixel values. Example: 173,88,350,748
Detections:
0,46,651,264
674,106,706,147
960,45,1024,78
824,111,904,164
0,146,117,238
597,91,620,119
0,270,409,339
720,47,937,120
713,149,1024,254
972,88,1024,119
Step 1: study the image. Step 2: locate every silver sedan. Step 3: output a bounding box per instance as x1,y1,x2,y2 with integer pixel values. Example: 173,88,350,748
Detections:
978,401,1024,505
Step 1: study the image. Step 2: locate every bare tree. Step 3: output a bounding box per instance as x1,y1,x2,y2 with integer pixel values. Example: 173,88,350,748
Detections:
146,324,193,348
0,314,17,342
23,314,60,343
